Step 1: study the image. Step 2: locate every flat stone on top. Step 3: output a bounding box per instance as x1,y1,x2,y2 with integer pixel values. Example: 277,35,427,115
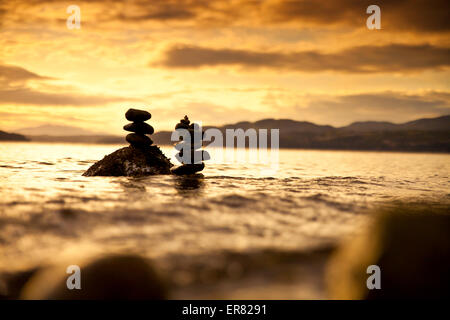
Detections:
125,109,151,122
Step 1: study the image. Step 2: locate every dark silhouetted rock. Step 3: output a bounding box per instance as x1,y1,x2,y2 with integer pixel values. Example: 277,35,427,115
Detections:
125,109,151,122
181,115,190,125
176,149,209,163
0,130,29,141
172,116,209,175
171,163,205,175
82,145,173,176
327,204,450,299
124,122,154,135
175,122,189,130
175,115,191,129
125,133,153,146
20,254,167,299
83,108,175,176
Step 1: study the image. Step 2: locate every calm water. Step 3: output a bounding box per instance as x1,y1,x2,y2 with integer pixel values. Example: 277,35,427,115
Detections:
0,142,449,298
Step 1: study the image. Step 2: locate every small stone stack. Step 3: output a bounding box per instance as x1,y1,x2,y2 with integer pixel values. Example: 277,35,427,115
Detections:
171,115,210,175
82,108,173,176
124,108,154,148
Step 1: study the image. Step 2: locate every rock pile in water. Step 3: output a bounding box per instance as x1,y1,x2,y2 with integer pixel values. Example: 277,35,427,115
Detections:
82,108,173,176
124,109,154,148
171,115,210,175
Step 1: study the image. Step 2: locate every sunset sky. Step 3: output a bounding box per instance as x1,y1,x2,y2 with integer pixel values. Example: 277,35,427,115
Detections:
1,0,449,134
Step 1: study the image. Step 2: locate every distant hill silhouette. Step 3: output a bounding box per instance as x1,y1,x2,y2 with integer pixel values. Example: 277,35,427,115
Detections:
7,115,449,152
214,119,335,133
152,115,450,152
341,115,450,132
0,130,29,141
25,135,125,144
15,124,106,136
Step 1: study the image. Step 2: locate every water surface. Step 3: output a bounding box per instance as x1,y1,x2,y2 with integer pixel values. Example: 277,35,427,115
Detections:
0,142,448,298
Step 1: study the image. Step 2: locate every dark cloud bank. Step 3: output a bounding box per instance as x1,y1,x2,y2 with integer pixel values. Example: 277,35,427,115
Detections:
153,44,450,73
3,0,449,32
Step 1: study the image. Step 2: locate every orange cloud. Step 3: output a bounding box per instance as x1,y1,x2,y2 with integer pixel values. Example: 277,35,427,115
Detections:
2,0,449,33
0,64,139,106
152,43,450,73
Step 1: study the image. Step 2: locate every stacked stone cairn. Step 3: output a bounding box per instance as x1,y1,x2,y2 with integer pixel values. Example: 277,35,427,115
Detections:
171,115,210,175
82,108,173,176
124,109,154,148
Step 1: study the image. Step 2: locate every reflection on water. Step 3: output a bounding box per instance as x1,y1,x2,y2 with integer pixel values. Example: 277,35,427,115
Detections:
0,142,449,298
174,174,205,195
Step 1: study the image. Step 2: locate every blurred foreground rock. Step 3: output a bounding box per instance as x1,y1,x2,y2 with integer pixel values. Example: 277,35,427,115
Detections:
20,254,167,300
327,204,450,299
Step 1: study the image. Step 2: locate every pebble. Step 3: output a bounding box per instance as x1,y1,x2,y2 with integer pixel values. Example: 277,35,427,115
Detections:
126,133,153,146
124,122,154,134
125,109,151,122
171,163,205,175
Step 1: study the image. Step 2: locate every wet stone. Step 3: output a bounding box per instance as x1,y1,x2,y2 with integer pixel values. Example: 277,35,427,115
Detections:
126,133,153,146
124,122,154,135
170,163,205,175
125,109,151,122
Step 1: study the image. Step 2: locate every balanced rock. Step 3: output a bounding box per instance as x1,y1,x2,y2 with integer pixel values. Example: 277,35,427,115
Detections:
82,110,212,177
171,115,209,175
83,108,171,176
124,122,154,135
125,108,151,122
124,108,154,149
175,115,190,130
126,133,153,146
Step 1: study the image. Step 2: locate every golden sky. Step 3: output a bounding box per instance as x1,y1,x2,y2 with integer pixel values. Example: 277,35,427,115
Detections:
1,0,449,134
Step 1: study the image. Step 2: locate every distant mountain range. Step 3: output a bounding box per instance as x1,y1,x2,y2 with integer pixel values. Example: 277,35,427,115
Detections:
1,115,449,152
15,124,106,136
340,116,450,132
152,116,450,152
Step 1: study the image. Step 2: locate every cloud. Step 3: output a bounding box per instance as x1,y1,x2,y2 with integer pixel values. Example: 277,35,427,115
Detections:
105,0,450,33
114,1,197,22
0,64,52,83
151,91,450,127
0,87,134,106
294,91,450,125
262,0,450,32
2,0,449,33
152,44,450,73
0,64,138,106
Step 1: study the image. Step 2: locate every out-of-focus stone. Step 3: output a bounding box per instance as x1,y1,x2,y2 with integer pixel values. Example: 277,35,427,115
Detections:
326,204,450,299
20,254,167,300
